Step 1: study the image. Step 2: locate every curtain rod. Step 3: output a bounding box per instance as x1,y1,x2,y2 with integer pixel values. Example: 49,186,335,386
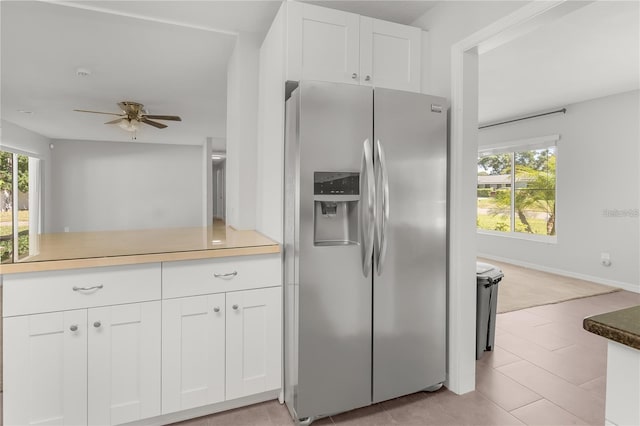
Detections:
479,108,567,129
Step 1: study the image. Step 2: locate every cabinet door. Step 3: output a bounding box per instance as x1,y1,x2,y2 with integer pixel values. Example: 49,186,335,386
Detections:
360,17,421,92
88,302,161,425
287,2,360,84
226,287,282,400
162,294,226,414
4,310,87,426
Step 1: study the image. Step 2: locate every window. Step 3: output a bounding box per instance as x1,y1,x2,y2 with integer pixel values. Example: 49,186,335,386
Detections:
477,139,557,239
1,150,40,263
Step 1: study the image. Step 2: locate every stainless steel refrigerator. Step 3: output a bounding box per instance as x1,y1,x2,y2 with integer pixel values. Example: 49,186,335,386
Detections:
283,81,447,424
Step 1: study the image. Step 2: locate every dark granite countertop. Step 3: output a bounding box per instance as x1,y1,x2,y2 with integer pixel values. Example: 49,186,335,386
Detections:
583,305,640,351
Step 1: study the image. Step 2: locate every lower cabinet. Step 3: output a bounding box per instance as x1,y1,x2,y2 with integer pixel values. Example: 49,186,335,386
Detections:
162,293,226,413
162,286,282,414
4,301,161,426
226,287,282,400
3,255,282,425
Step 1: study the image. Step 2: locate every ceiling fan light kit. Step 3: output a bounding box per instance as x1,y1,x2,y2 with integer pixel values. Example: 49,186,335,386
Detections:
118,118,140,132
73,101,182,138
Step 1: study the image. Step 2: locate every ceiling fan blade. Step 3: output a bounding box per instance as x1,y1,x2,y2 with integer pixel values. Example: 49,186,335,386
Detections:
104,118,125,125
143,114,182,121
74,109,123,116
141,117,168,129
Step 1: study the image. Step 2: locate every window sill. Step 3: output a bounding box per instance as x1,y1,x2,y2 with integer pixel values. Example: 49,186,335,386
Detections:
477,229,557,244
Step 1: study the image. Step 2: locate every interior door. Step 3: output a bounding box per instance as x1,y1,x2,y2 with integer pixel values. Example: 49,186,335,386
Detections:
372,88,448,403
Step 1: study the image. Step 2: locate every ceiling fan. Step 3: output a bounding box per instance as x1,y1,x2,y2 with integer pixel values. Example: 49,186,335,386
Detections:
74,101,182,133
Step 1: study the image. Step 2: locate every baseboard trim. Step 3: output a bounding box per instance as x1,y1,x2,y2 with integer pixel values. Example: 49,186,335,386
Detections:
122,389,281,426
477,253,640,294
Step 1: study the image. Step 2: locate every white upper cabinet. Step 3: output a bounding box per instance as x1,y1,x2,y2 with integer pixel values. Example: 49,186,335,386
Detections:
359,17,421,92
286,2,422,92
287,2,360,84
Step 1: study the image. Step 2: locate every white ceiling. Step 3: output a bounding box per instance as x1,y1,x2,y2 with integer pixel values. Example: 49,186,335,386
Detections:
1,0,436,148
1,1,281,147
304,1,438,24
4,1,637,147
479,1,640,125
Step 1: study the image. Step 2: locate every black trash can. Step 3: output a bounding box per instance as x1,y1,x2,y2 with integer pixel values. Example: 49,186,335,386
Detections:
476,262,504,360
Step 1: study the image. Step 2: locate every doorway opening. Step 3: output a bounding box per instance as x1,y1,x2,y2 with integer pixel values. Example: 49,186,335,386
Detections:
212,153,226,227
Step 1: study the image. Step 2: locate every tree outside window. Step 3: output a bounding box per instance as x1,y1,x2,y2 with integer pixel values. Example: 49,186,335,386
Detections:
477,146,556,237
1,150,30,262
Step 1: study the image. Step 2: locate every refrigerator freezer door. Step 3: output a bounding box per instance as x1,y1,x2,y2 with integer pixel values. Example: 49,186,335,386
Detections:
290,81,374,419
372,89,448,403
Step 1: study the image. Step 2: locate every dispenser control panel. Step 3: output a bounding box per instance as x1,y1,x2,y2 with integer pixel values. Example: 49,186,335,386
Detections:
314,172,359,195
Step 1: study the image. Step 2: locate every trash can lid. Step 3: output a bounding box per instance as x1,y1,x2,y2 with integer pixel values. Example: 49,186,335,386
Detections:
476,262,495,274
476,261,504,285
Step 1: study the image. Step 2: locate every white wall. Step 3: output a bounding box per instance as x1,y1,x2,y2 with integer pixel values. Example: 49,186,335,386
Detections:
256,3,286,243
478,90,640,292
412,1,527,97
49,139,202,232
0,120,53,232
411,0,530,395
226,32,262,230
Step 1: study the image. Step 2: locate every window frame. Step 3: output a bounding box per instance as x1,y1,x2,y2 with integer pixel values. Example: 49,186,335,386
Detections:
0,147,42,262
477,135,559,243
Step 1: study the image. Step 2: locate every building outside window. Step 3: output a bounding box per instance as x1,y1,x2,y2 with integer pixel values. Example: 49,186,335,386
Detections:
477,137,557,240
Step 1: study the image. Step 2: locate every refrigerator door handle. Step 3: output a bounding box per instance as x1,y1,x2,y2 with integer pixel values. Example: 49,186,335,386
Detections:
360,138,376,277
375,139,390,275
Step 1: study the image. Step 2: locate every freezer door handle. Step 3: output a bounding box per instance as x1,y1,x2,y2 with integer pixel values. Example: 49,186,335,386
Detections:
360,138,375,277
375,139,390,276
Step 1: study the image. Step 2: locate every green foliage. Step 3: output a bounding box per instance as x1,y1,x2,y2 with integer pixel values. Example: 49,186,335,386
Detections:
478,153,511,175
477,188,491,197
0,151,29,193
478,148,556,236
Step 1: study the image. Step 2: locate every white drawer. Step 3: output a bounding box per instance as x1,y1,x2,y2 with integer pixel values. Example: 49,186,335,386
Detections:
3,264,161,317
162,254,281,299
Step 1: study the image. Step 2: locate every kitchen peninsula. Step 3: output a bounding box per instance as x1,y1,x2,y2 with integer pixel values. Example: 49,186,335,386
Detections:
584,306,640,426
2,225,283,425
1,224,279,274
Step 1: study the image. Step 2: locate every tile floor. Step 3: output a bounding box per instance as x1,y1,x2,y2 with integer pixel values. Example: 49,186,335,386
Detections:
173,290,640,426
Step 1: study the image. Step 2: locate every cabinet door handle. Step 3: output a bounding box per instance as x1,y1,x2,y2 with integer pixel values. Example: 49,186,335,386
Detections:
73,284,103,292
69,324,78,332
365,75,371,81
213,307,220,313
214,271,238,278
232,304,239,310
352,72,358,79
93,321,102,328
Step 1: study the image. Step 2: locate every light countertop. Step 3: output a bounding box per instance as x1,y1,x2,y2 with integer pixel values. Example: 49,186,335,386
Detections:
0,225,280,274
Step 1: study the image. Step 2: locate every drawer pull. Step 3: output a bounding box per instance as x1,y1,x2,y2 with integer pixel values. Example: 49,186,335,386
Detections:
214,271,238,279
69,325,78,332
232,304,239,310
72,284,104,292
213,307,220,313
93,321,102,328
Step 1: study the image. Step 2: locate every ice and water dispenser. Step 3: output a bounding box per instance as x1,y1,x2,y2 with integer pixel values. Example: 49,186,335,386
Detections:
313,172,360,246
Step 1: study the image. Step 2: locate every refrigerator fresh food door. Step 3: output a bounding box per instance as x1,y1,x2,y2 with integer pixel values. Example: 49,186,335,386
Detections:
289,81,374,419
372,88,447,403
